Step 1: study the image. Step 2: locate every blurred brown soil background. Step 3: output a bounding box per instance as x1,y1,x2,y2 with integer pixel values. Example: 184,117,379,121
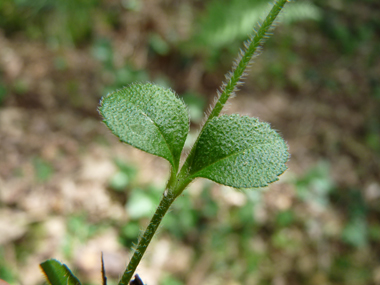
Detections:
0,0,380,284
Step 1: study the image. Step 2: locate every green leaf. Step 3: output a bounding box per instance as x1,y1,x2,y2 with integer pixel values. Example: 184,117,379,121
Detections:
40,259,81,285
188,115,288,188
100,83,189,170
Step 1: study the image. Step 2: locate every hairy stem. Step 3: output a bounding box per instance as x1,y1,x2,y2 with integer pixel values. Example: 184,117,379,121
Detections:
178,0,288,191
118,192,176,285
207,0,287,122
118,0,288,282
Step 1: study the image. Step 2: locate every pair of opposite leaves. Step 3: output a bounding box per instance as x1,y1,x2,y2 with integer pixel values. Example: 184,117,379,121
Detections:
100,83,288,189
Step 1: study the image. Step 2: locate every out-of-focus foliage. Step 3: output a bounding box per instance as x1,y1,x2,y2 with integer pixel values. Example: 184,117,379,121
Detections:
194,0,321,48
182,92,206,124
0,249,16,284
108,159,137,192
33,157,54,183
0,82,7,105
0,0,99,45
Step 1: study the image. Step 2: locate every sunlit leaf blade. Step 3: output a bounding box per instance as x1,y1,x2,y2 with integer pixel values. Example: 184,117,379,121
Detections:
189,115,289,188
100,83,189,170
40,259,81,285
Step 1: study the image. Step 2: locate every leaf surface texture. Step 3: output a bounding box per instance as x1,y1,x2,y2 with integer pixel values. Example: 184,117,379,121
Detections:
100,83,189,170
189,115,288,188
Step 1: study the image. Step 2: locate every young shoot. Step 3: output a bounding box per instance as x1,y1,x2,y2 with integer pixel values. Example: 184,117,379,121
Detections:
40,0,290,284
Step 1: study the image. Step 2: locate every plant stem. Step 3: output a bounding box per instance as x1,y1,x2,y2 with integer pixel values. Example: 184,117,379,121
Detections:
118,191,176,285
118,1,288,283
207,0,287,122
180,0,288,182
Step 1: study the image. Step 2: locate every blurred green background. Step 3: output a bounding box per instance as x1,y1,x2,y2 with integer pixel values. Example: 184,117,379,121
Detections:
0,0,379,284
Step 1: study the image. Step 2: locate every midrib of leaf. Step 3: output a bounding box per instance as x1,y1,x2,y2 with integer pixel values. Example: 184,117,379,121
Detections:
189,141,284,179
137,106,177,170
